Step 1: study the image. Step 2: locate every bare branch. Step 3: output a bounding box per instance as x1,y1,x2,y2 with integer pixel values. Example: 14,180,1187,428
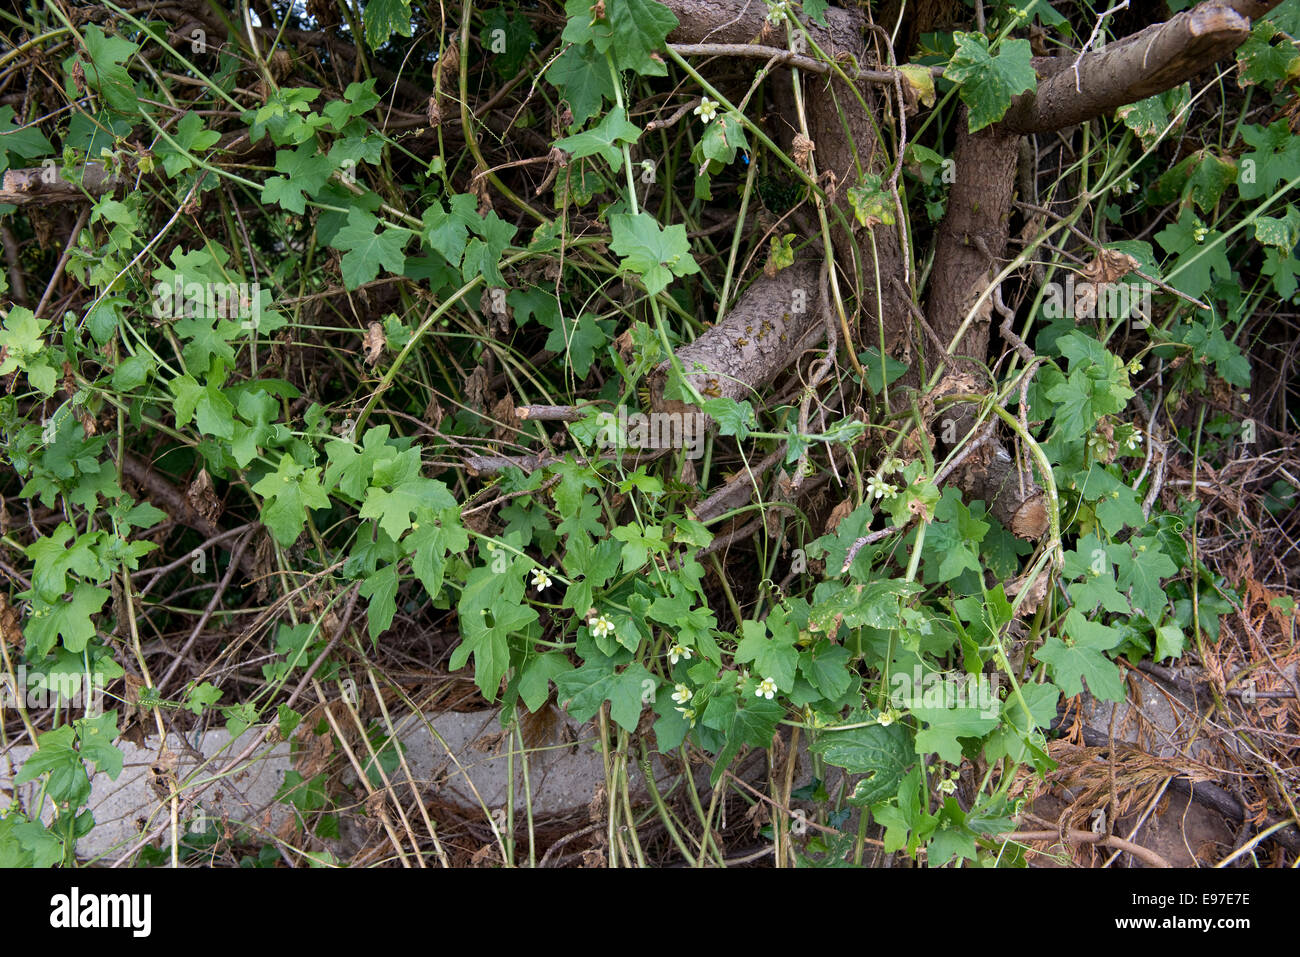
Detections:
1000,0,1263,135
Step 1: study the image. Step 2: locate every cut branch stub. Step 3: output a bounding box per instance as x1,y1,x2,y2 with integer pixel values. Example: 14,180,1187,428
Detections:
0,164,122,206
1000,0,1259,135
649,261,822,416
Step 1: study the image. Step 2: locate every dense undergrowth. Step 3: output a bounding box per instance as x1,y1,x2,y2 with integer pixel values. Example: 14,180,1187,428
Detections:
0,0,1297,867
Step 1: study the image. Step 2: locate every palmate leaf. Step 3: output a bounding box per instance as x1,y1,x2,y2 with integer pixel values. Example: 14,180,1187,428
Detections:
609,212,699,294
516,651,575,713
711,694,784,784
1035,608,1126,702
72,25,139,112
944,33,1036,132
23,584,110,657
554,657,654,732
364,0,414,50
1116,85,1190,153
1237,120,1300,200
561,0,678,77
542,312,608,377
0,105,53,175
545,43,616,129
811,722,913,806
734,619,798,692
460,210,517,286
808,580,922,634
554,106,641,171
910,704,1000,764
405,512,468,600
358,564,398,639
452,545,539,698
262,144,335,214
251,455,331,546
332,209,409,289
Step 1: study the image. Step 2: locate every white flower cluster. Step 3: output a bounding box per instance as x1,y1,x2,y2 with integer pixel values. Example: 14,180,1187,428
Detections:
764,0,793,25
867,475,899,500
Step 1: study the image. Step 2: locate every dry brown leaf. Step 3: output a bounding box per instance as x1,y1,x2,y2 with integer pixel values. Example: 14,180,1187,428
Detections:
363,321,386,366
824,498,853,535
614,327,635,363
491,394,517,442
0,593,22,649
1005,568,1051,616
186,468,221,525
438,42,460,81
792,134,816,172
424,396,445,430
1081,249,1141,285
464,365,490,412
471,842,500,867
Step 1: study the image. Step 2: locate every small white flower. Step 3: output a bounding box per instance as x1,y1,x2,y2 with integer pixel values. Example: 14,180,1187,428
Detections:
676,707,697,727
589,614,615,639
1124,429,1143,452
1127,358,1142,376
531,567,553,591
882,455,907,474
867,475,899,500
764,0,792,24
937,777,957,795
671,683,692,705
693,96,719,125
878,707,899,727
1193,225,1208,244
756,676,778,700
668,643,693,665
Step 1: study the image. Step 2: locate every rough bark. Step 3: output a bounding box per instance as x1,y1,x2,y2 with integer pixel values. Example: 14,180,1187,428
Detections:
648,261,824,413
661,0,864,49
925,124,1020,376
962,443,1050,539
0,164,122,206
